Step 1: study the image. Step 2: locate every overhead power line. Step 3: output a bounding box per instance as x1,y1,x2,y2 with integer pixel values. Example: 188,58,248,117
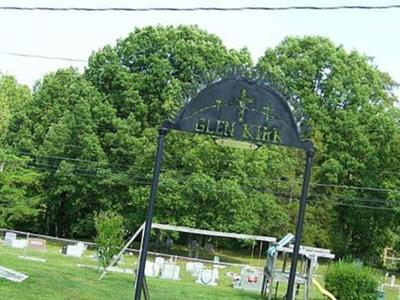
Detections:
9,150,400,193
332,202,398,211
1,5,400,12
20,161,400,211
0,51,86,63
6,152,399,211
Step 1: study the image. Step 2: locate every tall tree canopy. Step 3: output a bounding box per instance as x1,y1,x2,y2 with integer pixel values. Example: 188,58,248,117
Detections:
0,75,31,140
3,28,400,262
7,69,117,236
257,36,400,258
83,25,293,237
0,75,39,230
85,25,252,129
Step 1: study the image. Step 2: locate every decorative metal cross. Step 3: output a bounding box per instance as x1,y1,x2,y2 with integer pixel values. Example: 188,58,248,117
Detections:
235,89,253,122
215,99,223,111
261,105,273,122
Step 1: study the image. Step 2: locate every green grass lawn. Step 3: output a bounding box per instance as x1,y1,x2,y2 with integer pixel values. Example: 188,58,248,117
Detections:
0,243,399,299
0,244,261,300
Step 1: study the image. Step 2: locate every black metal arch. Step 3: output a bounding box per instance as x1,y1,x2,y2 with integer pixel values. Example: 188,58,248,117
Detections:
134,75,314,300
169,77,310,150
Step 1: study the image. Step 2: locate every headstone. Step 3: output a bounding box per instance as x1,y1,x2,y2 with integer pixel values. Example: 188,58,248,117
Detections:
4,232,17,246
154,257,165,272
11,239,27,249
0,266,28,283
161,263,180,280
186,262,194,273
233,267,263,292
196,268,218,286
28,238,47,251
144,262,157,277
66,242,86,257
186,262,203,277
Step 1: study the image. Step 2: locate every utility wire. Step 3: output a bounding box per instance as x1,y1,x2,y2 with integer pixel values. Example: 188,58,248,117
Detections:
1,5,400,12
265,188,399,211
17,149,400,184
15,159,400,207
332,202,398,211
0,51,86,63
24,164,151,185
26,161,152,182
9,158,400,211
8,150,400,193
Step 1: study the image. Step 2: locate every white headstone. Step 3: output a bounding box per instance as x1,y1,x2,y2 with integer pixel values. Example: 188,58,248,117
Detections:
153,263,161,277
76,242,86,250
4,232,17,247
5,232,16,240
145,262,157,277
154,257,165,272
234,267,263,291
189,262,204,277
161,263,180,280
186,262,194,273
11,239,27,249
196,268,217,286
66,243,85,257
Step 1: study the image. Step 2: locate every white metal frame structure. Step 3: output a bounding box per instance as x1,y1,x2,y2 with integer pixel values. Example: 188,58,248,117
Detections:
99,222,276,280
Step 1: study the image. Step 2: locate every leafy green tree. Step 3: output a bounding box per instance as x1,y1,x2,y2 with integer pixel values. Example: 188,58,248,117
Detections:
0,75,31,140
7,68,119,237
0,75,39,230
257,36,400,259
94,211,125,268
0,150,42,230
85,25,252,129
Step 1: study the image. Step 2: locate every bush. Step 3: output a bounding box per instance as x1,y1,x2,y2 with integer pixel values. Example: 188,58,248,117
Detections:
94,211,125,268
325,261,380,300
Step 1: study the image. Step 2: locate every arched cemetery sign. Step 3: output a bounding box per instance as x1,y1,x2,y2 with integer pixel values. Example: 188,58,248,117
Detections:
168,77,312,150
134,74,314,300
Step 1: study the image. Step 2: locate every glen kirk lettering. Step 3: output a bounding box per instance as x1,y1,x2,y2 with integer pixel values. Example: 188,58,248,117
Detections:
195,118,282,144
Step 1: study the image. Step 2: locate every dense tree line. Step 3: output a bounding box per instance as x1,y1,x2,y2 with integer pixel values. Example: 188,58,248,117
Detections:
1,26,399,262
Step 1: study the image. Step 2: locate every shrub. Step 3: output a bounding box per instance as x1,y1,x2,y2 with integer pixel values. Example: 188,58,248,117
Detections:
94,211,125,268
325,261,380,300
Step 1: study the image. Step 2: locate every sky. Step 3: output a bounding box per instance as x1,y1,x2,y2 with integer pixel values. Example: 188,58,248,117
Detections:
0,0,399,97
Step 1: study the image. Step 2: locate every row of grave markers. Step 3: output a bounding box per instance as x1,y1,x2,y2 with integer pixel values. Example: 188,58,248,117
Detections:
144,257,221,287
2,231,88,257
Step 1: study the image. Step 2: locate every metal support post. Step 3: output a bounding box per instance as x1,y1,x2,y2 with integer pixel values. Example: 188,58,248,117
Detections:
133,127,168,300
286,149,314,300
